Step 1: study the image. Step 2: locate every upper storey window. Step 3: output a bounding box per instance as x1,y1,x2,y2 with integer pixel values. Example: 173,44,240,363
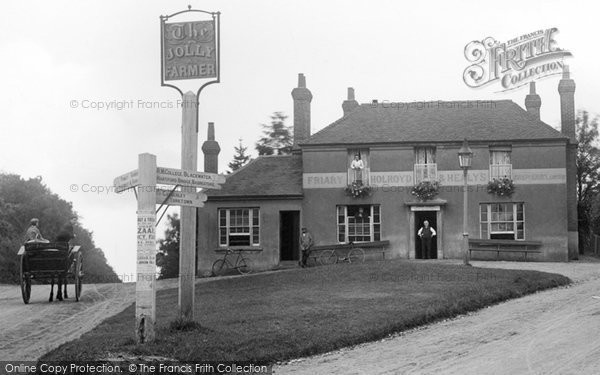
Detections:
414,147,437,183
348,149,370,185
489,148,512,180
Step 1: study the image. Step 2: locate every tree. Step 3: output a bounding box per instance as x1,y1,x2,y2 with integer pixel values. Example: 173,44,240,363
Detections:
255,112,293,155
0,173,120,283
228,139,252,173
575,110,600,254
156,213,180,279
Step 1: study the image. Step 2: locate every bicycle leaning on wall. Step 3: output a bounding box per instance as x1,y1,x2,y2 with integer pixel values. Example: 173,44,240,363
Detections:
211,248,253,276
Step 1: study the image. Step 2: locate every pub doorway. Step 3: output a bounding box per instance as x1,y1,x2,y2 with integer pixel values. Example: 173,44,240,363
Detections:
415,211,438,259
279,211,300,261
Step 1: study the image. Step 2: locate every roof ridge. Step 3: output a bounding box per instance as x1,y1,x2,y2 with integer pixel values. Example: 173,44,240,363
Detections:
359,99,514,105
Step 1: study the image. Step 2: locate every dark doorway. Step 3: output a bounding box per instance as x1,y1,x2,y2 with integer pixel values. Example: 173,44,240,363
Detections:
415,211,438,259
280,211,300,261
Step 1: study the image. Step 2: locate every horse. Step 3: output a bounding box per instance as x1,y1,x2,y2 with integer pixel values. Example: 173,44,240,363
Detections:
48,274,68,302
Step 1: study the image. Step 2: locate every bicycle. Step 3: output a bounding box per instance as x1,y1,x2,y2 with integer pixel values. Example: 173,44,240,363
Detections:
211,248,253,276
319,242,365,265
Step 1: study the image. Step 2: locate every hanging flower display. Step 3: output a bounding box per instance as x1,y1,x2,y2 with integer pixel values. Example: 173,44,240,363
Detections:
411,180,440,201
345,181,372,198
487,177,515,197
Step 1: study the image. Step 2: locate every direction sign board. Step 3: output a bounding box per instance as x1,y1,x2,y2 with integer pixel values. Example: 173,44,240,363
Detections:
156,166,225,189
113,170,139,193
155,188,207,207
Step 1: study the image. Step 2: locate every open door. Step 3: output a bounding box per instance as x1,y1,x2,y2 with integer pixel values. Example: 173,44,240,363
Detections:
280,211,300,261
415,211,438,259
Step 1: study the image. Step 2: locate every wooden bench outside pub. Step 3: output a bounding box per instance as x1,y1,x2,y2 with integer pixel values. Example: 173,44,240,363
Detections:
309,240,390,263
468,239,542,261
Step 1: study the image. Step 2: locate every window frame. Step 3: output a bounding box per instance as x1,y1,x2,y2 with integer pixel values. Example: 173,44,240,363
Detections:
489,147,513,180
337,205,381,243
479,202,525,240
218,207,260,247
347,148,370,185
414,146,437,183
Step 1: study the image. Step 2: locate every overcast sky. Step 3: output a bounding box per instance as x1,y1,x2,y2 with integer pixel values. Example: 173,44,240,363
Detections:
1,0,598,278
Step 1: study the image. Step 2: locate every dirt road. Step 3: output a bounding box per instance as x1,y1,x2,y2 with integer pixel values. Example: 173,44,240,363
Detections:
0,279,178,361
276,260,600,375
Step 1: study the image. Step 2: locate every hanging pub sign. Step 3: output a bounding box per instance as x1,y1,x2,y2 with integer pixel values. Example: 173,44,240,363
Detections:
160,8,220,83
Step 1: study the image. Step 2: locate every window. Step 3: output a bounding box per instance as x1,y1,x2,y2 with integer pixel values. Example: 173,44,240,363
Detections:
414,147,437,182
337,205,381,243
489,148,512,180
480,203,524,240
218,208,260,246
348,149,370,185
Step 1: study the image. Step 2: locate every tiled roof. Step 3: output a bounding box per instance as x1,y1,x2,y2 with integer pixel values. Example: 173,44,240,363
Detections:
206,155,303,199
302,100,568,145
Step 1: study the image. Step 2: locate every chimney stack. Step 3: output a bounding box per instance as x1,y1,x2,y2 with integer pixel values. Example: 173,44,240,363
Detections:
524,81,541,120
201,122,220,173
291,73,312,149
558,65,578,260
558,65,576,142
342,87,359,116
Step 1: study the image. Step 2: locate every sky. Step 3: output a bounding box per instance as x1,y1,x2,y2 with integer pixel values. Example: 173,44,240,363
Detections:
1,0,598,278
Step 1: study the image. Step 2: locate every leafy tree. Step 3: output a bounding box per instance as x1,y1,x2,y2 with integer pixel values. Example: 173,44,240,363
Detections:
575,110,600,254
255,112,293,155
156,213,180,279
228,139,252,173
0,174,120,283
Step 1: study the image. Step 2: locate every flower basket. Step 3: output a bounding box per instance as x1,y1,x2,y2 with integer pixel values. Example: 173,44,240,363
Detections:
411,180,440,201
345,181,372,199
487,177,515,197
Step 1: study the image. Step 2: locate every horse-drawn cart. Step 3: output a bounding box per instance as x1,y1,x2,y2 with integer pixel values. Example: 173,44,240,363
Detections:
17,242,83,304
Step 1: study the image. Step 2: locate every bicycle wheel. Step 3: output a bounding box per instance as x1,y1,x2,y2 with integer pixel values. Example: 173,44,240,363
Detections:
212,259,230,276
319,249,337,265
235,257,252,275
347,248,365,263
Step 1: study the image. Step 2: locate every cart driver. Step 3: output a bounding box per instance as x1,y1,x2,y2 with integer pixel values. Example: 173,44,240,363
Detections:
56,215,77,243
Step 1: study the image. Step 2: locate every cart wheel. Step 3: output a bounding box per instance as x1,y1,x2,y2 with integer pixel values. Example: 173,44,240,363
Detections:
74,252,83,302
20,255,31,304
211,259,229,276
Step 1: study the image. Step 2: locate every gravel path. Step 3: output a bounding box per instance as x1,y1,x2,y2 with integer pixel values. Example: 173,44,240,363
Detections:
0,279,181,361
275,259,600,375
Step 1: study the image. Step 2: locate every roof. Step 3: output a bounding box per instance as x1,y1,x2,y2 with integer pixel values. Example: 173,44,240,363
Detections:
302,100,568,145
206,155,303,199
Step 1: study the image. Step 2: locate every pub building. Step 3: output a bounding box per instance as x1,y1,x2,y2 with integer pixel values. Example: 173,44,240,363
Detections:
196,68,578,275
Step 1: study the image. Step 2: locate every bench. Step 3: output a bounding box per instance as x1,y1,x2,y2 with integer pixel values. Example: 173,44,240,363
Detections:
308,240,390,263
468,239,542,261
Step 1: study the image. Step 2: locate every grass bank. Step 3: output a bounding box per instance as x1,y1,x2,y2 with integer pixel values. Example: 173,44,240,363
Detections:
41,260,570,363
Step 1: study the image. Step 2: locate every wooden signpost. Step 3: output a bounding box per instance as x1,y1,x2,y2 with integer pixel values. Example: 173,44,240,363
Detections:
159,7,220,323
155,188,207,207
113,6,222,344
113,156,224,343
134,154,157,343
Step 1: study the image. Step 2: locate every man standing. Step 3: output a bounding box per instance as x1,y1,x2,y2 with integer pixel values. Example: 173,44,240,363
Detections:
299,227,314,268
25,218,49,242
56,215,77,243
417,220,437,259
